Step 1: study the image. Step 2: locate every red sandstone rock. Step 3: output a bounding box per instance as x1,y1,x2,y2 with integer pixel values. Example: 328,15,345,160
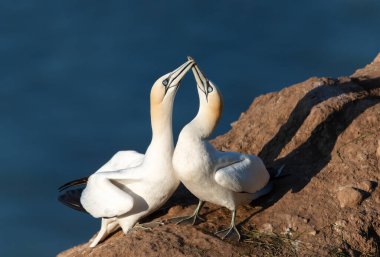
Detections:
58,53,380,257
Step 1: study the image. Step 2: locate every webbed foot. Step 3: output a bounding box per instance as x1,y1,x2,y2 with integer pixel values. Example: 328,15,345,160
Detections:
214,209,241,241
169,200,205,225
215,225,241,241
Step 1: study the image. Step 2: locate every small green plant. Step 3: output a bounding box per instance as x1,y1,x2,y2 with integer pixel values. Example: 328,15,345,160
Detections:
241,227,298,257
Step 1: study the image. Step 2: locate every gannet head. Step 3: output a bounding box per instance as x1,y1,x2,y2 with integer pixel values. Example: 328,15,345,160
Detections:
150,59,195,107
150,59,195,135
188,57,224,134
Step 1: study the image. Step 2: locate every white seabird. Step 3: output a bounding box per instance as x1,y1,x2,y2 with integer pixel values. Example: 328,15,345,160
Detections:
59,59,195,247
172,59,275,240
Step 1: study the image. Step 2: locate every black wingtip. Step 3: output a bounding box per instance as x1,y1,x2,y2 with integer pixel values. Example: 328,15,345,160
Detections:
58,188,89,214
58,176,89,192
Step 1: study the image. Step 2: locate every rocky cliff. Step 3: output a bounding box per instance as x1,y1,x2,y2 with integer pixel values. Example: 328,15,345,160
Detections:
58,54,380,257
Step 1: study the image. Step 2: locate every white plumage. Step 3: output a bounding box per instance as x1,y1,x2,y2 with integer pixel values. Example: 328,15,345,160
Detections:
80,151,144,218
214,153,269,194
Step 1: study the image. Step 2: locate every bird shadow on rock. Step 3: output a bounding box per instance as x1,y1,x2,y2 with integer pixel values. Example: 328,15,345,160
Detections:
252,76,380,213
259,77,380,163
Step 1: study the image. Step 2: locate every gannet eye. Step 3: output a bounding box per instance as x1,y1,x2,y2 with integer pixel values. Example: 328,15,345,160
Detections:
162,79,169,86
207,85,213,93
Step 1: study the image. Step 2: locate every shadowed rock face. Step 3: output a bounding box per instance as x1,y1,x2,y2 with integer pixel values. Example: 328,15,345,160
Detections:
58,54,380,257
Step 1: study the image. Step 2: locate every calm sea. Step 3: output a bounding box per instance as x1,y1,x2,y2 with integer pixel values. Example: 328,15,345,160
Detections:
0,1,379,256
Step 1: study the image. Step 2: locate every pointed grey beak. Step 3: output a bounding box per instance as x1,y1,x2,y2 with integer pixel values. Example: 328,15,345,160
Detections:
187,56,209,99
165,59,195,94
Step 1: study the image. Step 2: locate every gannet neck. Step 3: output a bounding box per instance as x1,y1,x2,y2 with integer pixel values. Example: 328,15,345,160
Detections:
144,98,175,166
151,102,174,143
144,59,195,165
188,86,223,139
187,111,215,139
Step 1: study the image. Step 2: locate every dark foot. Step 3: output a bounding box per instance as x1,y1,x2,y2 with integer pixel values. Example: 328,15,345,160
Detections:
215,225,241,241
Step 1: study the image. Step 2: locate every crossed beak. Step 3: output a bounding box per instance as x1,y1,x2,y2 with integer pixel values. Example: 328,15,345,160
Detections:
187,56,210,100
164,59,195,95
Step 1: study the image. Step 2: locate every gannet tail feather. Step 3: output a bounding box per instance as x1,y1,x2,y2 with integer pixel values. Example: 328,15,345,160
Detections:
58,188,88,213
250,181,273,201
58,176,88,192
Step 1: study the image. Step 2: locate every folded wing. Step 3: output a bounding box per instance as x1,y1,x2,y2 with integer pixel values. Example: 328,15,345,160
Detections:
81,167,143,218
214,153,270,194
95,150,144,173
58,150,144,214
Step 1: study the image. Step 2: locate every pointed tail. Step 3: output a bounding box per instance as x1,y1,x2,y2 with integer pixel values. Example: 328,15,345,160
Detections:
250,165,285,202
250,181,274,200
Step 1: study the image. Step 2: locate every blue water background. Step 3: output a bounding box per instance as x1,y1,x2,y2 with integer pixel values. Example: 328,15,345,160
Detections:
0,1,379,256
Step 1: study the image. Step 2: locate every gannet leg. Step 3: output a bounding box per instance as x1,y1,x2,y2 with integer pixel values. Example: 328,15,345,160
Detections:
133,223,153,231
171,200,205,225
89,218,119,248
214,209,241,241
118,215,142,235
147,220,165,226
134,220,165,231
133,221,163,231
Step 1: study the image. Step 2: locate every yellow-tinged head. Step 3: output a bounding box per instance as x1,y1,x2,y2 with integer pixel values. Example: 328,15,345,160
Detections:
150,59,195,106
150,59,195,134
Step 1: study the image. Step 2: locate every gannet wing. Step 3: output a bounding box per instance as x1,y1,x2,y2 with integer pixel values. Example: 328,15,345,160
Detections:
58,150,144,192
58,150,144,214
214,153,270,194
95,150,144,173
80,167,143,218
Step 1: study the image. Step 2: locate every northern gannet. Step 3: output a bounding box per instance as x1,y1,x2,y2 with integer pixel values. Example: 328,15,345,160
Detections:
59,59,195,247
172,59,274,240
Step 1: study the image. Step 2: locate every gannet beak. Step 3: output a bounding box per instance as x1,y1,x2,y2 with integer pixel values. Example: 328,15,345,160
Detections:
164,59,195,95
187,56,209,99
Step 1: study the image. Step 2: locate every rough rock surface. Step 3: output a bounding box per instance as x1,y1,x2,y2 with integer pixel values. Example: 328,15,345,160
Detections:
58,54,380,257
336,187,365,208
